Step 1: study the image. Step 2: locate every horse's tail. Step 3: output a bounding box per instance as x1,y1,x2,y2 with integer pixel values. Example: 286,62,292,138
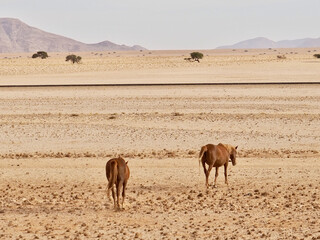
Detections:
107,160,118,199
199,145,207,170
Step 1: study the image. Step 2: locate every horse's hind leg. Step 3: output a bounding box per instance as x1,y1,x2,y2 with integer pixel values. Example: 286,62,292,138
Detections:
116,181,123,209
202,161,208,187
224,164,228,185
206,165,213,188
107,186,111,201
111,186,116,208
214,167,219,187
121,180,127,209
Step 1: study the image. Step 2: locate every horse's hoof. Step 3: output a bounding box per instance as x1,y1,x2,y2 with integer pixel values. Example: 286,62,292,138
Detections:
114,207,121,212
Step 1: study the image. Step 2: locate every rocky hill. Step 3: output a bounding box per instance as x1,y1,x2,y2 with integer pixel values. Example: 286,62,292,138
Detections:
0,18,146,53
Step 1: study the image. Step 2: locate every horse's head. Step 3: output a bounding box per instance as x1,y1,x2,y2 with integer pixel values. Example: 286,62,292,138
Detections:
229,145,238,166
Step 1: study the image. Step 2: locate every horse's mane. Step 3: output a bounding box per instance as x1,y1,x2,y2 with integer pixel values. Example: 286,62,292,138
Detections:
219,143,234,154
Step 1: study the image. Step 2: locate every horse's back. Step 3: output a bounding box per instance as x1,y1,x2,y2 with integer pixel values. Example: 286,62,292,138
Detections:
215,144,230,163
203,144,229,166
204,144,217,155
201,144,218,164
218,144,231,157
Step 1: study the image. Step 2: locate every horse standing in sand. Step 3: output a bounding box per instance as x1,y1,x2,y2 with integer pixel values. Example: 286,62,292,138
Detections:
106,156,130,209
199,143,238,187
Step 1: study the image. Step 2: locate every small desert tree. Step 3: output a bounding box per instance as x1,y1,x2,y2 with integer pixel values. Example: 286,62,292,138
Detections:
190,52,204,62
32,51,49,59
66,54,82,64
313,54,320,59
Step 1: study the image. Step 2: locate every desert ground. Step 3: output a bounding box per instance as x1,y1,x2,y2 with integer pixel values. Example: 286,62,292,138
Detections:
0,49,320,239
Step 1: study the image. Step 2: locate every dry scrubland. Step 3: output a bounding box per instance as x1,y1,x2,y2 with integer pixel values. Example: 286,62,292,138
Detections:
0,48,320,84
0,49,320,239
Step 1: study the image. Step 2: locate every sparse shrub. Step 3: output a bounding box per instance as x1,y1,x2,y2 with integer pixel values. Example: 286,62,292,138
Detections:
32,51,49,59
188,150,196,155
190,52,204,62
66,54,82,64
277,55,286,59
313,54,320,59
173,112,183,116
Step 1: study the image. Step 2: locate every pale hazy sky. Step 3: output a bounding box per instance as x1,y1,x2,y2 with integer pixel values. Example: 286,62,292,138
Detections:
1,0,319,49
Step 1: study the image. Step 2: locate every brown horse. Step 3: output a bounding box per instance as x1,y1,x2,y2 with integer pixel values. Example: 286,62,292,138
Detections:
105,156,130,209
199,143,238,187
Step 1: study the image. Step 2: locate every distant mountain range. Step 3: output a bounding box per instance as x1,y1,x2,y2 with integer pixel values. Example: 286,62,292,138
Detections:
0,18,146,53
217,37,320,49
1,18,319,52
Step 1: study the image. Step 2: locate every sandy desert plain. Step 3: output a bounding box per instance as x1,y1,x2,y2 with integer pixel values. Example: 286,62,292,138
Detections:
0,49,320,239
